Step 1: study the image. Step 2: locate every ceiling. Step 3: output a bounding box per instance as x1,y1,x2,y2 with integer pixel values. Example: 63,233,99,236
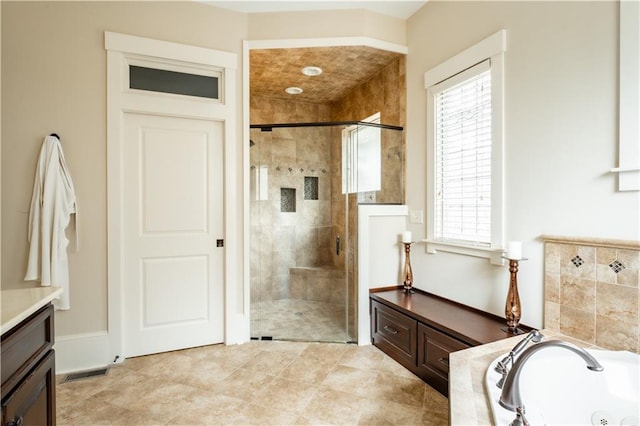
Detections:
209,1,414,105
205,1,427,20
250,46,404,104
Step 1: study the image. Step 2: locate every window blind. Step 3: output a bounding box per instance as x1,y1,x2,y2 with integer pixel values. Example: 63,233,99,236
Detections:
434,62,492,245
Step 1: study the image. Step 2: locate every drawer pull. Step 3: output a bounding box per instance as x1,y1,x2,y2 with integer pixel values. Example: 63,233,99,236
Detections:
438,357,450,367
8,416,24,426
383,325,398,335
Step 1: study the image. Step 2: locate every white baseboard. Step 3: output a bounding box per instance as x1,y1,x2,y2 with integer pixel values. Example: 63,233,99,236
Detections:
54,331,114,374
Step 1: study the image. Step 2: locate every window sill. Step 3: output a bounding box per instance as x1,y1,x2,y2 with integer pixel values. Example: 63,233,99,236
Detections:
424,239,505,265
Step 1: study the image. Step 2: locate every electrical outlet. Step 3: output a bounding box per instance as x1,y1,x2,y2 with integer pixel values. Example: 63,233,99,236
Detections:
409,210,423,224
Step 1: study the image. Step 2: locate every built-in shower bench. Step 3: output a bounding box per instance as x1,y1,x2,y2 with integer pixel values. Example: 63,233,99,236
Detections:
370,287,529,396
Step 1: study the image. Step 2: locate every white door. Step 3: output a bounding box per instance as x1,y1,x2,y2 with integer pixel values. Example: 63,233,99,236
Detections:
123,112,224,357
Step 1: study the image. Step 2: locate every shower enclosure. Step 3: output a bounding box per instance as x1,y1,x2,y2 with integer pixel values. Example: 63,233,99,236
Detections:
249,121,404,343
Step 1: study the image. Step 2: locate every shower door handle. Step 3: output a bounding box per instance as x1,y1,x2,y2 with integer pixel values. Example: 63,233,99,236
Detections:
336,236,340,256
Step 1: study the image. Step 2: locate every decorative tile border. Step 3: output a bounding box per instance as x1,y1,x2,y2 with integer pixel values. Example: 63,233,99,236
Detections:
542,235,639,353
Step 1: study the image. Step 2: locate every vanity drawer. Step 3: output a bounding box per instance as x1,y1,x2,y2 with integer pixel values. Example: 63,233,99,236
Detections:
418,323,469,376
416,323,469,396
1,304,54,397
371,300,417,366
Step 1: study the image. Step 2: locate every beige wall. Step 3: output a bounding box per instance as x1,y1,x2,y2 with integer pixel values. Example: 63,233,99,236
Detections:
405,1,639,328
1,1,248,336
248,9,406,46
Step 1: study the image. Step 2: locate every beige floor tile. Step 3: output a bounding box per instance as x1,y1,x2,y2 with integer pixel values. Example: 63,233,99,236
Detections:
358,399,427,425
226,402,302,425
58,396,169,426
125,381,202,419
321,365,381,398
379,354,420,379
241,349,297,376
86,371,169,410
253,376,319,413
137,352,236,390
122,351,171,371
166,391,248,425
55,341,450,425
279,356,334,385
213,367,276,402
373,372,426,408
56,366,128,409
339,343,386,371
296,387,364,425
300,341,350,363
190,342,263,367
423,385,448,413
421,408,449,425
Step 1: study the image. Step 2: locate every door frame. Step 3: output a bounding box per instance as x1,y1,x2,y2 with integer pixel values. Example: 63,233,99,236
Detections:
243,37,408,344
106,32,239,363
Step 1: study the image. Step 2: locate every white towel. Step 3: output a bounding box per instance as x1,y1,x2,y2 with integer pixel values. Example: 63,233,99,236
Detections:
24,135,78,310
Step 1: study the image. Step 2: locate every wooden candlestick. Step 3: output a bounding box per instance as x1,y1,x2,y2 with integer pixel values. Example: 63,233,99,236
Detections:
403,242,413,293
502,257,526,334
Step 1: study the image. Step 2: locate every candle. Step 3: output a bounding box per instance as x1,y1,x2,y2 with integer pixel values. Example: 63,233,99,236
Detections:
506,241,522,259
402,231,412,243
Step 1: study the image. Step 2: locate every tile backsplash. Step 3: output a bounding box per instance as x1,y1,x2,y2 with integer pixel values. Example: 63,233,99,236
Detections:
543,235,640,353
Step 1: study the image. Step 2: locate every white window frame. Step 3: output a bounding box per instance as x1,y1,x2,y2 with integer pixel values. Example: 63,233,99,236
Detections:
342,112,381,195
424,30,507,265
611,0,640,191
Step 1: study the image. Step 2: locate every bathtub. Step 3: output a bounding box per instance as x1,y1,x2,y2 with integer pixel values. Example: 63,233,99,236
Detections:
485,345,639,425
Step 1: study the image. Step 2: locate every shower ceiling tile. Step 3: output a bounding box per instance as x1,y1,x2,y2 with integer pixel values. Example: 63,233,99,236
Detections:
250,46,403,104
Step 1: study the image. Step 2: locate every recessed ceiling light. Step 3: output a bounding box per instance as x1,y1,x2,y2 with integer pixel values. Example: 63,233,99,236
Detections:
302,66,323,76
285,86,303,95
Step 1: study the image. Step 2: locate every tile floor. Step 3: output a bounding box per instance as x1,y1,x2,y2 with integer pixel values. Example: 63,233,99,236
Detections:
57,341,449,425
250,299,352,343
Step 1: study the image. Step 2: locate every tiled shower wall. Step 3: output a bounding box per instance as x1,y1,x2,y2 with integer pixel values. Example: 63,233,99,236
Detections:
543,236,640,353
250,96,333,303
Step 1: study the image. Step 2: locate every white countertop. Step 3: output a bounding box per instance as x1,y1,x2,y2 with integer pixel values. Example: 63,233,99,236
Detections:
1,287,63,335
448,329,592,425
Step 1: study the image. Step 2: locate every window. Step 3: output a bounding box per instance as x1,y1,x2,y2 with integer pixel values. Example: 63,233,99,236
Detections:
425,30,506,265
342,113,381,197
434,61,491,245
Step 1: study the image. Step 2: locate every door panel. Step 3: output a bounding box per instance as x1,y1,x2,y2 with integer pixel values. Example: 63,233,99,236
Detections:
141,130,208,233
124,113,224,357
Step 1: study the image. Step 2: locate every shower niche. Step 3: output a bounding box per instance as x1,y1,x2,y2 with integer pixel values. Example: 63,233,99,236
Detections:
249,121,404,343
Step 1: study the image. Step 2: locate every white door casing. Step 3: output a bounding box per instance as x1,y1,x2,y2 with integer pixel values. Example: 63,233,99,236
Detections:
106,32,239,362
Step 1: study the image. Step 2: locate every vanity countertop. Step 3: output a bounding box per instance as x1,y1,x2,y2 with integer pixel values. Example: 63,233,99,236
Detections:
448,328,593,425
1,287,62,335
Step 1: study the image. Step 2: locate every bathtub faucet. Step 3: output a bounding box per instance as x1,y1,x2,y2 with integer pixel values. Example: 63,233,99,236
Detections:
495,329,544,388
499,340,604,423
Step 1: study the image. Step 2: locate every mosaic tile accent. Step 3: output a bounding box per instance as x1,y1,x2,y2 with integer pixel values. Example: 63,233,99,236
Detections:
609,259,626,273
281,188,296,212
304,176,319,200
571,255,584,267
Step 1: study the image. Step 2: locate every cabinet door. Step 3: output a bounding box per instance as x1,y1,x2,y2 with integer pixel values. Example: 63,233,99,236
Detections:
417,323,469,396
371,300,417,368
2,350,56,426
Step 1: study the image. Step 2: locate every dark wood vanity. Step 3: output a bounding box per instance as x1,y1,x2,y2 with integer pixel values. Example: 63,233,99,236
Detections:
1,303,56,426
370,288,527,396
